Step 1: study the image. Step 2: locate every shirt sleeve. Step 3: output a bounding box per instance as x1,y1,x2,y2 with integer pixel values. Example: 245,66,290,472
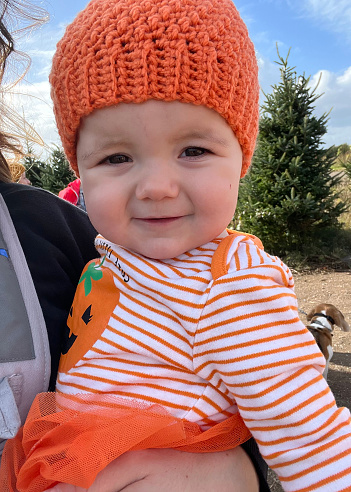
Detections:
194,235,351,492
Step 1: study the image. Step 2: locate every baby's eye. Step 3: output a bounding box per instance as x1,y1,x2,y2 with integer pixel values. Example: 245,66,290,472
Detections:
101,154,132,165
180,147,210,158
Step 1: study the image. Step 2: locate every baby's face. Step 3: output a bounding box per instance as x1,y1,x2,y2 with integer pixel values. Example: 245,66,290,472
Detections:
77,100,242,259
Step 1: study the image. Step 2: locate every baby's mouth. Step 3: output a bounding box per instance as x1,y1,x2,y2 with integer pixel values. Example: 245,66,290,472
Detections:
139,216,182,223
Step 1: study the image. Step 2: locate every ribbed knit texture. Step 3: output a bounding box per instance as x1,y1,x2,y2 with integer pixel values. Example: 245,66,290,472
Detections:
50,0,259,177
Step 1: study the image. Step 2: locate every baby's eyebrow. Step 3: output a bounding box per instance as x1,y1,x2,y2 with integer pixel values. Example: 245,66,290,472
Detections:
78,138,130,161
172,131,231,148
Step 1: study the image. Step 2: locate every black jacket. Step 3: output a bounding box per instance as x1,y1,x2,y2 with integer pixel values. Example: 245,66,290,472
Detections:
0,183,99,389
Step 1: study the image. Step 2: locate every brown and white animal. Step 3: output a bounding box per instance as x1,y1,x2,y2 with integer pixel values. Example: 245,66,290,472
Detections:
306,303,350,379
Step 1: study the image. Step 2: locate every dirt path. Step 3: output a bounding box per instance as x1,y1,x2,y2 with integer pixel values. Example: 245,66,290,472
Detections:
268,270,351,491
294,270,351,409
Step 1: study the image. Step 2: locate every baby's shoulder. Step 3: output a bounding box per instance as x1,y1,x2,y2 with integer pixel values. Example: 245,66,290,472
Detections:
212,230,294,288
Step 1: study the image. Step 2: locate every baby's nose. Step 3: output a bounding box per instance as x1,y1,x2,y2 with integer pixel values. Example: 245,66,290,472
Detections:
135,162,179,201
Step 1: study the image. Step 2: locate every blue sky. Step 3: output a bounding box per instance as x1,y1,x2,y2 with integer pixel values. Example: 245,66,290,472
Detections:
8,0,351,156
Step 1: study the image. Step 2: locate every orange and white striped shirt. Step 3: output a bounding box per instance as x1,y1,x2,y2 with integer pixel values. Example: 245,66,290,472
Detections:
57,230,351,492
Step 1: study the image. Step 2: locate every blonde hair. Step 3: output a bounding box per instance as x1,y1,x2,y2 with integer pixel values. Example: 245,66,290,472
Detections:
0,0,48,183
8,159,24,181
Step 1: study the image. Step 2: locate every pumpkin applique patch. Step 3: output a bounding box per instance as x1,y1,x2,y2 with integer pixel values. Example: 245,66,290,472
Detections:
60,256,120,373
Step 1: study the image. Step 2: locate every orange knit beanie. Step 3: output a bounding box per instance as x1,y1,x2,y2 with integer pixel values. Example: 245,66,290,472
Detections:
50,0,259,177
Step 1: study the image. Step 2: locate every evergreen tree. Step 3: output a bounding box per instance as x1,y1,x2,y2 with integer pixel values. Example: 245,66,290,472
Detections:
23,145,47,188
23,145,75,194
41,145,76,194
235,49,347,256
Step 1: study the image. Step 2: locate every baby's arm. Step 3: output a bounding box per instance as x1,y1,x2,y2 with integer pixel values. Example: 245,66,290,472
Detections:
196,238,351,491
45,447,259,492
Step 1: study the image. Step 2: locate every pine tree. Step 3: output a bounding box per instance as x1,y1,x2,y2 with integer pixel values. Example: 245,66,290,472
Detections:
235,49,347,256
41,145,76,195
23,145,75,194
23,145,47,188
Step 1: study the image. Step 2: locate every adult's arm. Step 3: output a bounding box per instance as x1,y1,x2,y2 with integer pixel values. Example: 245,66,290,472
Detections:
46,447,259,492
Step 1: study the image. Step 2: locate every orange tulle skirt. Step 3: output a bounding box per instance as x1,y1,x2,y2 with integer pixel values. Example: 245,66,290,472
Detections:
0,392,251,492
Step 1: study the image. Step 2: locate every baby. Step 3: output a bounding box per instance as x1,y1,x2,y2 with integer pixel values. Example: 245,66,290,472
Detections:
2,0,351,491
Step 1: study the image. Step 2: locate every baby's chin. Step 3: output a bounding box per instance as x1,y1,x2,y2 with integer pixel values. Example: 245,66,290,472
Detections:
134,245,190,261
125,239,202,261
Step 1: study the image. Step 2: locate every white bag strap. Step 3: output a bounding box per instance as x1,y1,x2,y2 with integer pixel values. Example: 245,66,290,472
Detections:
0,195,50,455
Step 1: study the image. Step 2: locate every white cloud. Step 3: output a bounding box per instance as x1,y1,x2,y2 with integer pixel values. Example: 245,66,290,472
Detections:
2,23,65,158
293,0,351,44
257,53,280,97
5,80,60,159
258,57,351,146
310,67,351,145
9,17,66,85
